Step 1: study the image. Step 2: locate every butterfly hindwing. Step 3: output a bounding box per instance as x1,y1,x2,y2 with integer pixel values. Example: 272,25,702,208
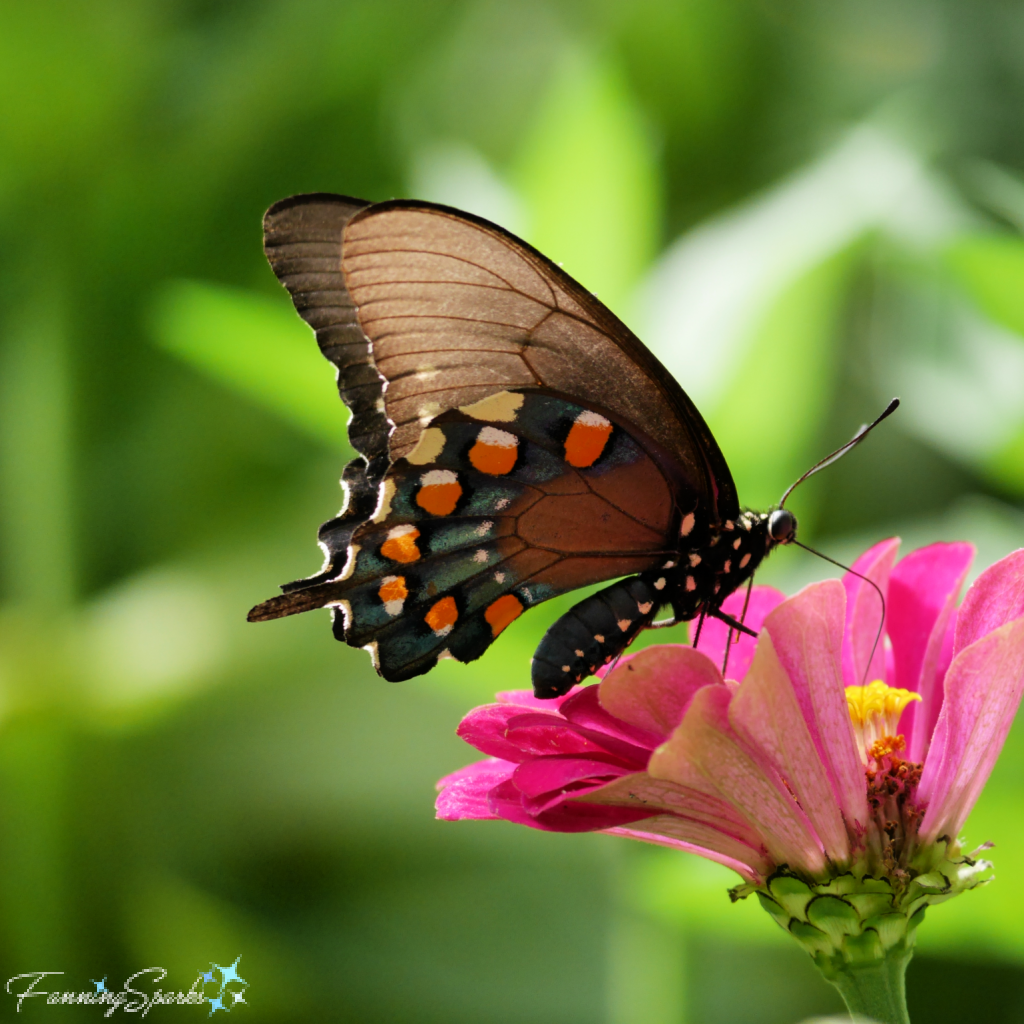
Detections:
325,391,681,680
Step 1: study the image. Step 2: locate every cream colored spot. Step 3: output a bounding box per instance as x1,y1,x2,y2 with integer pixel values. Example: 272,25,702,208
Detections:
685,576,696,592
680,512,695,537
437,649,456,661
494,571,506,583
617,618,631,631
663,560,676,569
723,560,731,573
475,520,493,537
689,553,701,566
473,549,488,563
653,577,666,590
733,537,742,550
496,497,510,510
575,649,584,657
406,427,446,465
725,520,734,530
637,602,653,614
371,479,396,523
562,665,571,672
362,640,380,669
594,634,605,643
740,553,751,568
459,390,525,422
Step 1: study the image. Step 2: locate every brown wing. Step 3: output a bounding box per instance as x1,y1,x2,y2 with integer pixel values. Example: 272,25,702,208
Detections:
262,194,390,481
342,200,738,521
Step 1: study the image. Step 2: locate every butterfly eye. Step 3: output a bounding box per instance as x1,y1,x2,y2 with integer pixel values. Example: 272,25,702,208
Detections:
768,508,798,544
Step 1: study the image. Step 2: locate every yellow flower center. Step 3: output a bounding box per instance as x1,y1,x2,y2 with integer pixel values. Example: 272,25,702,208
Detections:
845,680,921,764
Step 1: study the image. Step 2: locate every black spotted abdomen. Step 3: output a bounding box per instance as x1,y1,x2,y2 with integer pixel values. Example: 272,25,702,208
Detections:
531,576,659,698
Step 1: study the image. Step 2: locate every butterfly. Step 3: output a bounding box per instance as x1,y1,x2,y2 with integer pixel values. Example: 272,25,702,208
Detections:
247,193,846,697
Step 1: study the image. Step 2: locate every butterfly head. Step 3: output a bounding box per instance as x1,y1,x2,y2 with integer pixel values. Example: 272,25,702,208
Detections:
767,507,798,547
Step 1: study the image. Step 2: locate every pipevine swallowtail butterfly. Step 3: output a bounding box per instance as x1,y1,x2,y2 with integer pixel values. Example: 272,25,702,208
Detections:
248,193,895,697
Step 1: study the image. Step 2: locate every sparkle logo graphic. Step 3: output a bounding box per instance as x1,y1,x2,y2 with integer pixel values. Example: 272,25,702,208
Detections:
5,957,248,1015
197,958,247,1015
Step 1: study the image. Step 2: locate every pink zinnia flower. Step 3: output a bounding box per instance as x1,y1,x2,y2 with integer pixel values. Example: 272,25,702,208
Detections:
437,541,1024,1012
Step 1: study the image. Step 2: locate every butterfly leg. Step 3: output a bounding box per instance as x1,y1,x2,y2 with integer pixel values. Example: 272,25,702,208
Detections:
708,608,759,639
531,576,659,698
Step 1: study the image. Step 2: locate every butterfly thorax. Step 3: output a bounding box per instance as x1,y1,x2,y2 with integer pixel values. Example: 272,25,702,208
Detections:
648,509,775,623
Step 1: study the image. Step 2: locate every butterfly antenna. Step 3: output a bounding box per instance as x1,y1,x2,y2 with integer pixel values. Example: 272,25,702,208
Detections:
792,540,886,686
721,577,754,679
779,399,899,509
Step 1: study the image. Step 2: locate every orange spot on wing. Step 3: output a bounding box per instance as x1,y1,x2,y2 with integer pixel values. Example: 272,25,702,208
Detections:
416,469,462,515
378,576,408,603
485,594,523,636
564,413,613,468
380,527,421,563
469,428,519,475
425,596,458,635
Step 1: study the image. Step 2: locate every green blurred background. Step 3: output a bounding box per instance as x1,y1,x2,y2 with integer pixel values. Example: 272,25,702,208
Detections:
3,1,1024,1020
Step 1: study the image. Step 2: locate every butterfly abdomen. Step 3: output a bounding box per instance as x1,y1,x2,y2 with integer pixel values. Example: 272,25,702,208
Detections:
531,577,660,698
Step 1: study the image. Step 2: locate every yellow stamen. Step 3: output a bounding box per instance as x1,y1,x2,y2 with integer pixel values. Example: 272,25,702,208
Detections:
845,680,921,764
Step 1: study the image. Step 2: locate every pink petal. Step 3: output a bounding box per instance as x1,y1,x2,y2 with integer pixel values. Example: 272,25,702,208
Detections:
572,770,763,848
512,755,633,799
487,779,655,832
605,816,771,883
729,630,850,864
504,713,621,758
496,686,587,708
435,758,516,820
558,685,662,760
699,585,787,681
843,537,900,687
918,615,1024,842
456,703,560,762
649,684,827,873
764,580,869,832
598,644,723,740
954,549,1024,657
888,542,975,762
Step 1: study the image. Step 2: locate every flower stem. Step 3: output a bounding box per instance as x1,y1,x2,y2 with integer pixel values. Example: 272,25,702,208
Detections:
817,944,912,1024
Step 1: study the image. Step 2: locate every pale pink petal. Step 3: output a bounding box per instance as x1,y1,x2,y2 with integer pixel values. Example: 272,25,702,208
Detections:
699,585,787,681
887,542,974,762
598,644,723,740
954,549,1024,657
605,817,770,883
487,779,655,832
918,615,1024,842
558,685,662,759
763,580,869,831
843,537,900,687
729,630,850,864
572,771,764,848
435,758,516,820
649,684,827,873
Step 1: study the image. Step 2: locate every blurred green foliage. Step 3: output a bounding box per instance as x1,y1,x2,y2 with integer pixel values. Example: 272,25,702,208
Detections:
2,1,1024,1022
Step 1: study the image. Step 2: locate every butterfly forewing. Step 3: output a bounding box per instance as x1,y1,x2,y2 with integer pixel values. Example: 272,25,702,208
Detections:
341,201,737,520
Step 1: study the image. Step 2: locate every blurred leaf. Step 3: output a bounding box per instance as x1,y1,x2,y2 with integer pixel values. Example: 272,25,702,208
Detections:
514,49,660,316
707,250,853,510
149,280,351,452
944,234,1024,339
986,425,1024,495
